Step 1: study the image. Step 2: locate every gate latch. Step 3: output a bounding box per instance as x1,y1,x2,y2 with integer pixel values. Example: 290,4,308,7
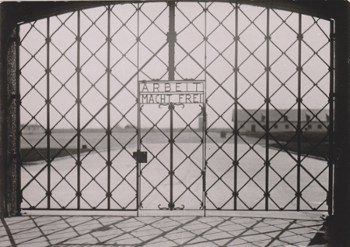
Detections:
133,151,148,163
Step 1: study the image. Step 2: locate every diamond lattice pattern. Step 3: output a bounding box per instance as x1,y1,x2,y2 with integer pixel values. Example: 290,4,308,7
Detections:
19,3,332,212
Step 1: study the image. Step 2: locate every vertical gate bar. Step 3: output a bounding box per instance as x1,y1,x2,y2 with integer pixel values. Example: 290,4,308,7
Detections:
265,8,270,211
328,20,335,216
46,17,51,209
136,3,141,215
168,2,175,81
203,2,207,216
233,3,239,211
76,11,81,209
136,80,140,214
169,103,174,210
168,1,175,210
15,25,21,212
107,5,111,210
297,13,302,211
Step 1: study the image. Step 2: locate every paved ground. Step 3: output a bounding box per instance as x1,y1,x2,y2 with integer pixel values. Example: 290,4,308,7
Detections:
0,212,328,246
21,142,328,211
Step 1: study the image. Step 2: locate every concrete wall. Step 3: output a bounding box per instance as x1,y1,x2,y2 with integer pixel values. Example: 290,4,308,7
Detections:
332,4,350,246
0,3,6,218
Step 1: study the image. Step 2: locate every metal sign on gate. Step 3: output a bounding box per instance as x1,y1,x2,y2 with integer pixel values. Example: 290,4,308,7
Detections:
139,80,205,105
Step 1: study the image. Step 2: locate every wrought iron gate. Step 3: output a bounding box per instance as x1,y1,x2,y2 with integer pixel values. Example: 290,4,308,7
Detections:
18,2,334,213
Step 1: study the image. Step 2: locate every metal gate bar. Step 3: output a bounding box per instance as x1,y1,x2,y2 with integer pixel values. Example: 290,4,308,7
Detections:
136,3,141,216
328,20,335,216
76,10,81,210
106,5,111,210
46,18,51,209
265,8,270,211
233,3,239,211
297,13,302,212
202,1,208,214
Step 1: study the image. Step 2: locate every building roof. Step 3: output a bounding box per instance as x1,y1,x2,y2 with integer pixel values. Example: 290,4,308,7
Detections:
232,109,329,123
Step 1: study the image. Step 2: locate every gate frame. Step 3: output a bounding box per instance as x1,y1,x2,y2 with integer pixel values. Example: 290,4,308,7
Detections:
137,79,206,211
1,0,350,243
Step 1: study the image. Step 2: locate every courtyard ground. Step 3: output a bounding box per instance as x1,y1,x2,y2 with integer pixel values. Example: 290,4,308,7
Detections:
0,212,328,246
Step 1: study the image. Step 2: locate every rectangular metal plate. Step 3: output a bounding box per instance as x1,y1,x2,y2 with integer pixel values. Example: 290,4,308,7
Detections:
133,151,147,163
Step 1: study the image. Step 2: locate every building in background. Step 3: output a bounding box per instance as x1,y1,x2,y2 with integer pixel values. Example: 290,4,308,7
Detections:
232,109,329,133
20,123,44,134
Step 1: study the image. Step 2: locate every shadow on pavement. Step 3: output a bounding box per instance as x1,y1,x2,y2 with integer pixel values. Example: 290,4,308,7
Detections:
0,215,327,246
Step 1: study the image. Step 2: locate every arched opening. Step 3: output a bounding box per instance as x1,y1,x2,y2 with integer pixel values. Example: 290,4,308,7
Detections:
17,2,333,214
